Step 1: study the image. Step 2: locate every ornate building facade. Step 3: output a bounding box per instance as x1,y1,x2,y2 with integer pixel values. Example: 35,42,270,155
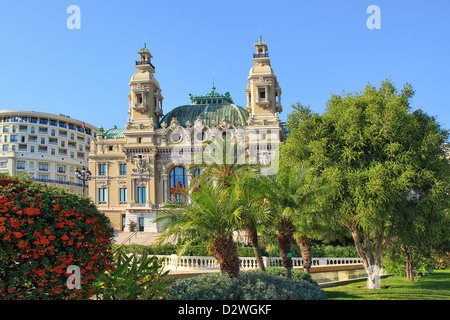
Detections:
88,39,287,233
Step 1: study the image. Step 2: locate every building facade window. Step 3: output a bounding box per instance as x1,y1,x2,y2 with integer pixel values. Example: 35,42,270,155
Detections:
99,164,106,176
120,163,127,175
169,166,188,203
120,188,127,203
137,187,146,204
98,188,107,203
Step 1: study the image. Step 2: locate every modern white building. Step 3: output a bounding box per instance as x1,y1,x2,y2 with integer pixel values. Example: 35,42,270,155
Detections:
0,110,99,195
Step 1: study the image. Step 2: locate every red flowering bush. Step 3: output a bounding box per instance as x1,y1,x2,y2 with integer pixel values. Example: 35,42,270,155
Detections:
0,175,114,299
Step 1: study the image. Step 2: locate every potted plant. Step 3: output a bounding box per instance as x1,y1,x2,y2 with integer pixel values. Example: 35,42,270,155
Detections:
129,221,137,232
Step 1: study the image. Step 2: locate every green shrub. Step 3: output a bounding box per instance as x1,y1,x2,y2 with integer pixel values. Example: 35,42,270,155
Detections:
93,248,173,300
262,267,316,284
0,175,114,300
163,271,327,300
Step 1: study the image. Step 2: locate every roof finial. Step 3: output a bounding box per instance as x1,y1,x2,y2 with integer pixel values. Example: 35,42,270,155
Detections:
144,42,147,49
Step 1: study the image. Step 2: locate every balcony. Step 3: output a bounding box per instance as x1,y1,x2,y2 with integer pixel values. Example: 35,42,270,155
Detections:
253,53,269,58
135,60,155,70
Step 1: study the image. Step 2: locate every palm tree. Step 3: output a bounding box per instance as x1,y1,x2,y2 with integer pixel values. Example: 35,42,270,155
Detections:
232,171,272,271
189,135,252,189
262,164,320,278
155,182,241,278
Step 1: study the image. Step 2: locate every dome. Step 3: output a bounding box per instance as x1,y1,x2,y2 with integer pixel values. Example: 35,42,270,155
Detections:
160,88,248,128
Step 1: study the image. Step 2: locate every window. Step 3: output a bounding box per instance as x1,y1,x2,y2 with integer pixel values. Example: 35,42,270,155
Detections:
120,188,127,203
40,138,46,144
2,145,8,151
138,218,145,232
10,135,18,142
137,187,146,204
99,164,106,176
17,161,25,170
259,89,266,99
39,118,48,125
59,121,67,128
38,146,47,153
57,165,66,173
49,119,57,126
120,163,127,175
0,161,7,167
121,214,126,231
30,126,35,134
98,188,107,203
30,146,34,153
30,117,38,124
39,163,49,171
169,166,188,203
51,148,55,155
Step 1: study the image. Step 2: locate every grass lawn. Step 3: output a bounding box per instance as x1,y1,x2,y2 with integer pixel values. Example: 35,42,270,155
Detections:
324,269,450,300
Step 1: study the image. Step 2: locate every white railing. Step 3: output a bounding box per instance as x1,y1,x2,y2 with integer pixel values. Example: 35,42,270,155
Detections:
154,255,363,271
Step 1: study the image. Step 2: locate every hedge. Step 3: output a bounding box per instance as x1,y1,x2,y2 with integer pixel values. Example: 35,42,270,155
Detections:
164,270,327,300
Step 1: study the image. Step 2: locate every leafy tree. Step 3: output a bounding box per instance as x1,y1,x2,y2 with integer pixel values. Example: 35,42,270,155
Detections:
155,183,241,278
282,79,449,288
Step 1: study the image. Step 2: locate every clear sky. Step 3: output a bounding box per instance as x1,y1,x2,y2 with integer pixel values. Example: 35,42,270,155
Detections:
0,0,448,134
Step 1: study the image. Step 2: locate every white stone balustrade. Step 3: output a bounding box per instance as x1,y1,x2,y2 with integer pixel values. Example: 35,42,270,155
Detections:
154,255,363,271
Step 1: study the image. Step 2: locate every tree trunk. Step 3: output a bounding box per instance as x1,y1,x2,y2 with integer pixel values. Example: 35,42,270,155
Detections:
404,247,414,281
247,227,266,272
210,235,240,278
298,235,312,274
278,220,296,278
346,223,388,289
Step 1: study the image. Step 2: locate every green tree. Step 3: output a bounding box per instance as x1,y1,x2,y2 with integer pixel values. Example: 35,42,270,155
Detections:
232,171,272,271
282,79,449,288
262,164,319,278
155,183,241,278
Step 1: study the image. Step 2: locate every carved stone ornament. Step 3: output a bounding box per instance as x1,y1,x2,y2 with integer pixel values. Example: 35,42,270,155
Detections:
132,157,149,174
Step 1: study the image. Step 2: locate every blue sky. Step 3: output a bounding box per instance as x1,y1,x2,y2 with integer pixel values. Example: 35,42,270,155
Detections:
0,1,448,133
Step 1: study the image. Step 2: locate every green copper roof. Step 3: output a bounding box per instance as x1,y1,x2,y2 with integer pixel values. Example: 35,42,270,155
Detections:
189,87,234,105
139,42,149,53
161,89,248,128
256,35,266,44
101,128,126,139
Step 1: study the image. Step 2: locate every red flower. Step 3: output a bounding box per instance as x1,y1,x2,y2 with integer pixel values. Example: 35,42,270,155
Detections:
13,232,23,239
9,218,20,229
24,208,40,216
17,241,27,248
61,235,69,241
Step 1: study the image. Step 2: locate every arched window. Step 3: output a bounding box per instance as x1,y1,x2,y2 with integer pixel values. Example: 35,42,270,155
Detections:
169,166,188,203
192,167,203,192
